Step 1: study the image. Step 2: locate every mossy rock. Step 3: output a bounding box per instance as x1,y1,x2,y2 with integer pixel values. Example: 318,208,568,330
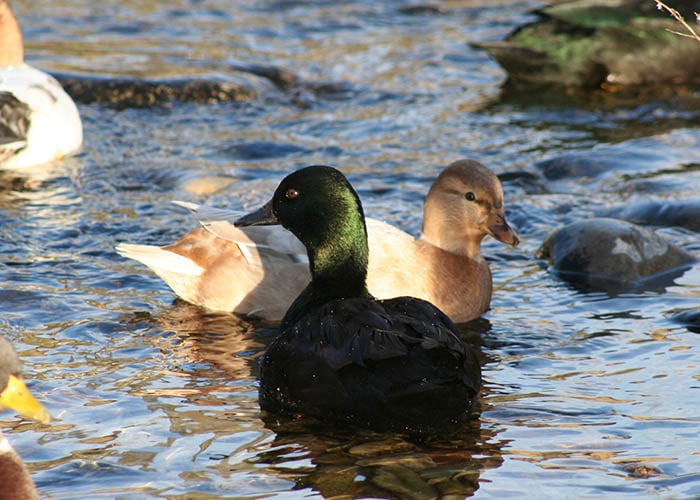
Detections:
474,0,700,87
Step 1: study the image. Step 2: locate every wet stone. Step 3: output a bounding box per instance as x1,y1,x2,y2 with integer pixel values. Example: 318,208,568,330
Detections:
397,5,442,15
602,199,700,232
671,309,700,334
536,218,696,291
498,170,549,194
472,1,700,87
56,74,257,109
536,155,611,180
622,463,663,479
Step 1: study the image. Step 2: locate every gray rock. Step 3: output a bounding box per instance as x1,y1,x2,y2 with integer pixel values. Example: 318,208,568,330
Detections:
671,310,700,334
536,155,611,180
602,199,700,232
55,75,256,110
536,218,696,291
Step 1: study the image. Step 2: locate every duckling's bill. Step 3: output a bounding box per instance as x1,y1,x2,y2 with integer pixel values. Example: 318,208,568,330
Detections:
485,212,520,247
235,200,279,227
0,375,51,425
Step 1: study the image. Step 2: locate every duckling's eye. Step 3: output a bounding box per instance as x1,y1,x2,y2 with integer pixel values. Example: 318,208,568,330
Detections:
286,188,300,200
465,192,476,202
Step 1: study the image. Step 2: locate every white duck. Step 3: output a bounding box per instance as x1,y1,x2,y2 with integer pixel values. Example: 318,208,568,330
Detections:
116,160,520,323
0,1,82,169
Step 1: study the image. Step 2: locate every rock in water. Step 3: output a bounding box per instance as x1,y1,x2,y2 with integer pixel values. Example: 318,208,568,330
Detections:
473,0,700,87
602,199,700,233
536,218,696,291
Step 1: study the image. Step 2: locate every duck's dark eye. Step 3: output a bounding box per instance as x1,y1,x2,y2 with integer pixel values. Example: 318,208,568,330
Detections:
465,192,476,202
286,188,300,200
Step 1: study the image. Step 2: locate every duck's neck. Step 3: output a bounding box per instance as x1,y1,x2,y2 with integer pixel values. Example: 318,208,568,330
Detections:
282,211,371,328
421,202,484,259
309,242,369,299
420,228,484,259
0,1,23,67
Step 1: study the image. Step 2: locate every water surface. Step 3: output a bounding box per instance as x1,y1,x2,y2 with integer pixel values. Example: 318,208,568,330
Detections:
3,1,699,498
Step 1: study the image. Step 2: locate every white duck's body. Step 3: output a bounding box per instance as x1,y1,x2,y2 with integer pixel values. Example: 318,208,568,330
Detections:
0,1,82,169
0,64,83,168
117,160,520,323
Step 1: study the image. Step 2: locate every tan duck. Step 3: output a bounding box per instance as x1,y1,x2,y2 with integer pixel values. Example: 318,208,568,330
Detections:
0,336,51,500
116,159,520,323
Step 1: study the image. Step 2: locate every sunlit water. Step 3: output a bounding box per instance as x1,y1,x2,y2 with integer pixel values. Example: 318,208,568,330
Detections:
2,1,699,498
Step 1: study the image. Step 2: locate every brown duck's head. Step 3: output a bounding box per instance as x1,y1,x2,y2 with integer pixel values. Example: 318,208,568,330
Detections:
421,159,520,256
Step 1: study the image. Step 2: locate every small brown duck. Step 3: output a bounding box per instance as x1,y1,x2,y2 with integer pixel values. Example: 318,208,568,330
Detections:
0,336,51,500
116,159,520,323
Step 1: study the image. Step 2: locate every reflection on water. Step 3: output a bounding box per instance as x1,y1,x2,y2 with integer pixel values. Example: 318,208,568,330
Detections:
251,419,499,499
1,0,699,499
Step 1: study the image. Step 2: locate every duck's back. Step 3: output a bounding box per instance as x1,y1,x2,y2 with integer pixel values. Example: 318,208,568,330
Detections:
260,296,481,433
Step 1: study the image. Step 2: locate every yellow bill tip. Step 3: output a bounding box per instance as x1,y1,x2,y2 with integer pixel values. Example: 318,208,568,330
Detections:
0,374,51,425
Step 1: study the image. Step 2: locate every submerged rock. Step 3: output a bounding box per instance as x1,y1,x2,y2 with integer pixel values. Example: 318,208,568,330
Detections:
397,5,442,15
602,199,700,232
497,170,548,194
536,218,696,291
671,309,700,334
56,75,257,109
56,64,351,110
536,155,611,180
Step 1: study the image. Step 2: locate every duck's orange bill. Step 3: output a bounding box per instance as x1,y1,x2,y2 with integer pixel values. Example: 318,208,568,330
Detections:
0,375,51,424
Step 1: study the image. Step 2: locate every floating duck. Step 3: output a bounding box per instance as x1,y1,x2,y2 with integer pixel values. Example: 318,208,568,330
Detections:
475,0,700,87
235,165,481,432
116,160,519,323
0,336,51,500
0,0,82,168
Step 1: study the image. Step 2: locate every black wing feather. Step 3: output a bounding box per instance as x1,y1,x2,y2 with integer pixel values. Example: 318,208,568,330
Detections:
0,91,30,161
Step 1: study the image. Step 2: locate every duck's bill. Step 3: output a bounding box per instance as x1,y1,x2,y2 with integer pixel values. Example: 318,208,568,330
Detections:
487,213,520,247
0,374,51,424
234,200,280,227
